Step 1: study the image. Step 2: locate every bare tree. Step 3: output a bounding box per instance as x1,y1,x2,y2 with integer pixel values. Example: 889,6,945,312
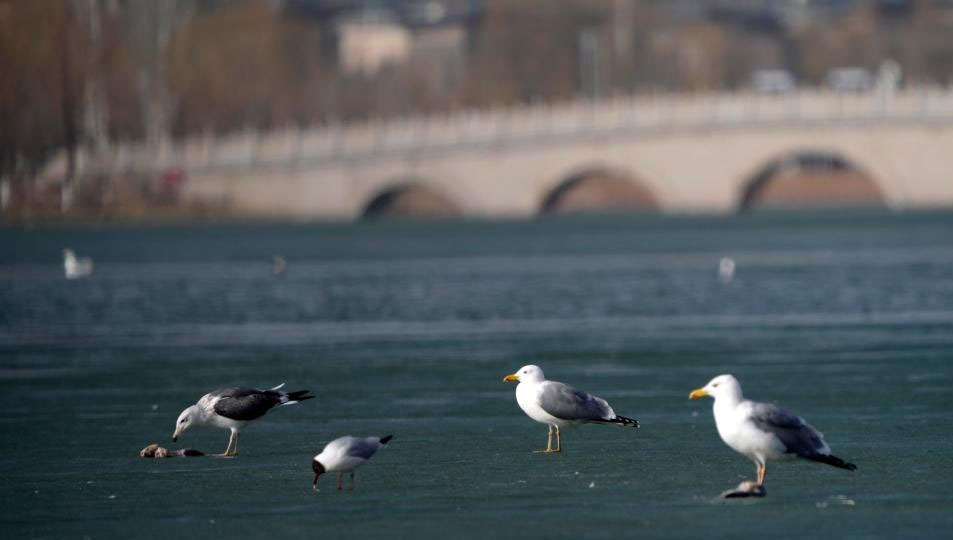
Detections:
122,0,193,160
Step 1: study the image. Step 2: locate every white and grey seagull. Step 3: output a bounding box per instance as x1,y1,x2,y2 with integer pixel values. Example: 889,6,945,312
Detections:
172,384,314,457
63,249,93,279
503,364,639,453
312,435,393,491
690,374,856,486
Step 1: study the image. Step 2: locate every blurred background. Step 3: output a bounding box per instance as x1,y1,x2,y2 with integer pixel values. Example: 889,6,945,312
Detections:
2,0,953,222
3,3,953,538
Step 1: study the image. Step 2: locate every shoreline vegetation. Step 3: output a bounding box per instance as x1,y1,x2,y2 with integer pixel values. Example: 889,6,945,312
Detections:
5,1,953,223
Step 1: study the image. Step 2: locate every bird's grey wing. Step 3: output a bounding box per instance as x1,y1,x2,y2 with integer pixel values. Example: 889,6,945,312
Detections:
538,381,612,421
344,437,380,460
748,402,828,456
212,388,281,421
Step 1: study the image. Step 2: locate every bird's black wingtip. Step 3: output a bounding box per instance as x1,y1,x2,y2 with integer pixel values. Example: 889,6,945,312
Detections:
598,415,640,428
616,415,640,428
806,453,857,471
380,435,394,445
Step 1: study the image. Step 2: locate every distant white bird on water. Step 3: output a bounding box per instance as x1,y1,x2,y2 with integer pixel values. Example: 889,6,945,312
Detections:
718,256,736,282
312,435,393,491
272,255,287,276
503,365,639,453
690,374,856,487
173,384,314,457
63,249,93,279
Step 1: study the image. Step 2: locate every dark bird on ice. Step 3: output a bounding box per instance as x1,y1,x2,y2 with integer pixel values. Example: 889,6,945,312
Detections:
173,384,314,457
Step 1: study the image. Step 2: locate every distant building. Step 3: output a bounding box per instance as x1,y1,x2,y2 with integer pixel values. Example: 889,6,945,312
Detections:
283,0,480,92
335,8,412,75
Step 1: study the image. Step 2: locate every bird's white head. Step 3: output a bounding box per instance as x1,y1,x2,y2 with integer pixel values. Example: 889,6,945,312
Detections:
502,364,545,384
172,405,198,442
689,374,743,403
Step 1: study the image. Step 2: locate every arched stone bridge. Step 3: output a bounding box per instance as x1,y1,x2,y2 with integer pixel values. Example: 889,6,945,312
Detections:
113,88,953,219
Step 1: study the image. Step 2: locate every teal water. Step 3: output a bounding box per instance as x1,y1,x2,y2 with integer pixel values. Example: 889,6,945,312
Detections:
1,212,952,539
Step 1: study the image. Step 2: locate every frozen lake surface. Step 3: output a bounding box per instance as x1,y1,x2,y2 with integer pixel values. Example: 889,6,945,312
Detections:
1,212,952,539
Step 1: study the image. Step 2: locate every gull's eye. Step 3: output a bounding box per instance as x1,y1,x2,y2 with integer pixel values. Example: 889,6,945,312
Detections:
712,383,720,388
180,418,187,423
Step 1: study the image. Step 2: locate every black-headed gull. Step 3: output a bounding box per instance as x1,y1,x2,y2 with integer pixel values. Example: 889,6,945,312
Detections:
312,435,393,491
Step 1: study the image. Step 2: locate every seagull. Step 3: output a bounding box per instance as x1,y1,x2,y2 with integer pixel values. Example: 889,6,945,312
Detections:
312,435,393,491
172,384,314,457
63,249,93,279
272,256,287,276
690,374,856,486
718,256,735,282
503,365,639,453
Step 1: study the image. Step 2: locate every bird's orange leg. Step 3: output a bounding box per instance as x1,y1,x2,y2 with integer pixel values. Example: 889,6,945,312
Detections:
757,463,766,485
215,430,239,457
534,425,555,453
554,427,562,453
337,472,344,490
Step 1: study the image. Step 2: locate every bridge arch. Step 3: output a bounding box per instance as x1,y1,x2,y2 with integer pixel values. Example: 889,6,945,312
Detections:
360,180,461,219
540,166,659,215
738,150,886,212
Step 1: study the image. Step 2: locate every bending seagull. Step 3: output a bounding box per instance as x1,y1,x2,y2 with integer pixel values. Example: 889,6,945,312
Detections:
173,384,314,457
312,435,393,491
503,365,639,453
690,374,856,486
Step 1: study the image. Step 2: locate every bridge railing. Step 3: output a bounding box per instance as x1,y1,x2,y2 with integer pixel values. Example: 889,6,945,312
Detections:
103,88,953,176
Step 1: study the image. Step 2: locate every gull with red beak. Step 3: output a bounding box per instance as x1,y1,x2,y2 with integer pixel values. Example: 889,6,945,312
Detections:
312,435,393,491
690,374,856,487
172,384,314,457
503,365,639,453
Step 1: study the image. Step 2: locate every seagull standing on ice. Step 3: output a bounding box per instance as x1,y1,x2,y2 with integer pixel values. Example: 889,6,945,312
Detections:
718,256,736,282
272,256,287,276
63,249,93,279
503,365,639,453
172,384,314,457
312,435,393,491
690,374,856,486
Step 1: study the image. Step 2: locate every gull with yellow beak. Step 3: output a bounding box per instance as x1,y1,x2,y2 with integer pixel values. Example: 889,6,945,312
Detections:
172,384,314,457
503,365,639,453
690,374,856,486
